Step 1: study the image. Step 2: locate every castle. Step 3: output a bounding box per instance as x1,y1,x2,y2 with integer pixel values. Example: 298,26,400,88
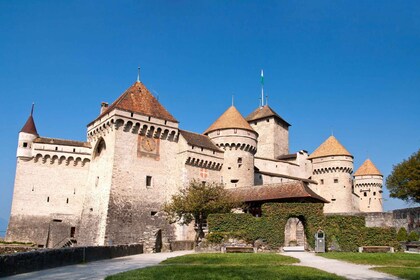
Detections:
6,77,384,248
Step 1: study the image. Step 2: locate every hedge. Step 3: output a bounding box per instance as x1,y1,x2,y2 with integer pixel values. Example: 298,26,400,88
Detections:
208,203,398,252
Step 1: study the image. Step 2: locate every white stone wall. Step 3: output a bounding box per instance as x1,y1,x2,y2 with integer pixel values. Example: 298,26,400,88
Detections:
249,117,289,158
78,132,115,246
354,175,383,212
6,153,89,245
207,128,257,189
16,132,37,158
311,156,356,213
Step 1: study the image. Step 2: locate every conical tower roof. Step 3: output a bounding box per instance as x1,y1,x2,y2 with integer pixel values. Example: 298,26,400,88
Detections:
20,114,38,135
354,159,382,176
245,105,291,126
308,135,352,159
90,81,177,125
204,106,255,134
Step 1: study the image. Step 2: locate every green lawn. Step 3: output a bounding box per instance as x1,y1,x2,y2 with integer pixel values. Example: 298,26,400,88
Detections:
317,252,420,280
106,253,345,280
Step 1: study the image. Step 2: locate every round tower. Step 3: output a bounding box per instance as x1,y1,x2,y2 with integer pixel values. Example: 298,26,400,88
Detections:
354,159,383,212
308,136,355,213
204,106,258,189
17,106,38,158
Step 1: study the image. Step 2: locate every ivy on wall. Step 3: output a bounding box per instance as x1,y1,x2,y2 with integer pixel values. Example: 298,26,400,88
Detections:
207,203,398,251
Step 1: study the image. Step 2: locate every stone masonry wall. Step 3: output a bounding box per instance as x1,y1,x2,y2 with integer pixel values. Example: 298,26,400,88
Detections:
6,157,89,245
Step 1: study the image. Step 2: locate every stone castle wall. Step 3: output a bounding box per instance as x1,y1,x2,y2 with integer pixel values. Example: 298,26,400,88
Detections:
311,156,355,213
6,153,89,245
249,117,289,158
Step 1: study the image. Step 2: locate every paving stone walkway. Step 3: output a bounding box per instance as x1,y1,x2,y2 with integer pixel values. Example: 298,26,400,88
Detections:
4,250,194,280
281,251,402,280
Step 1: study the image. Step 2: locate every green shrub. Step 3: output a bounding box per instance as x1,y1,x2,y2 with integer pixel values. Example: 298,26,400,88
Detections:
397,227,408,241
208,203,399,252
408,231,419,242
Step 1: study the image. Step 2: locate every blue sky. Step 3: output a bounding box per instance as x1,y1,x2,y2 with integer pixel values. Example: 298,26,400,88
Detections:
0,1,419,235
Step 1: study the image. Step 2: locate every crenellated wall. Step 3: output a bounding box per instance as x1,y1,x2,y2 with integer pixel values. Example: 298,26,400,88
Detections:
311,155,356,213
6,145,90,245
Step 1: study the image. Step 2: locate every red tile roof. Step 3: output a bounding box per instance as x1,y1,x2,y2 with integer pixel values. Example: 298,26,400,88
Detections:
20,115,38,135
90,81,177,125
179,130,222,152
228,181,329,203
354,159,382,176
308,136,352,159
34,137,91,148
204,106,255,134
245,105,291,126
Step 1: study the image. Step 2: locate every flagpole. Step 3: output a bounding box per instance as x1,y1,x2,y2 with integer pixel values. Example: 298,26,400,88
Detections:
261,69,264,108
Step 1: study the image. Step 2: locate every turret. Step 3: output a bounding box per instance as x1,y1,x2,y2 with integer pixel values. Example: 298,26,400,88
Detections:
308,136,355,213
204,106,258,188
17,105,38,158
246,105,290,159
354,159,383,212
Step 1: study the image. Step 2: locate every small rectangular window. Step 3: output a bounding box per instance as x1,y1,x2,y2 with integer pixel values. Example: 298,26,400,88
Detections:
70,227,76,238
334,178,339,183
23,142,28,148
146,176,152,188
320,179,324,185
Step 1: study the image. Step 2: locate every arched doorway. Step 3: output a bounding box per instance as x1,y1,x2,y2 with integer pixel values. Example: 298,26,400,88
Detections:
284,217,306,248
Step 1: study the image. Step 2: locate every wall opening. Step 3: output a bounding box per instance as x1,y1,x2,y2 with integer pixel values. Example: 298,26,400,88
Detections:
146,176,152,188
70,227,76,238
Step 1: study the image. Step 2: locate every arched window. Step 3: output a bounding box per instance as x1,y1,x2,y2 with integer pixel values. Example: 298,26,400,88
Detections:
94,139,106,158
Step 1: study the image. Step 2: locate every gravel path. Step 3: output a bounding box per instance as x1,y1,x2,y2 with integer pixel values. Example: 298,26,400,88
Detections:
281,251,402,280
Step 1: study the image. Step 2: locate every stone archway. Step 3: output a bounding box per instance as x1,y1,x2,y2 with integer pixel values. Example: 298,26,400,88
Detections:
284,217,306,247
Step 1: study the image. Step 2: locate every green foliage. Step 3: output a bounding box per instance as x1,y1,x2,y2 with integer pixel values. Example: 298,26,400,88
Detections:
397,227,408,241
386,149,420,203
408,231,419,242
208,203,399,252
106,253,345,280
163,180,239,243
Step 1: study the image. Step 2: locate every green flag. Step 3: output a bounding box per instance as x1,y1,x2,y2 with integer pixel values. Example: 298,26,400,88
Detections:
261,69,264,85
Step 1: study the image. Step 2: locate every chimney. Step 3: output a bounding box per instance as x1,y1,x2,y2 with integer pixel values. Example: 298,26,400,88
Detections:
100,102,109,114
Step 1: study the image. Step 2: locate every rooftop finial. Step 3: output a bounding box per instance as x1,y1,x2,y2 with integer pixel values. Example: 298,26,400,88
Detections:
31,103,34,116
137,67,140,82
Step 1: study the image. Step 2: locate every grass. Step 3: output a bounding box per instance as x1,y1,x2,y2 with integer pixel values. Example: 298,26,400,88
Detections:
373,267,420,280
317,252,420,267
106,253,345,280
318,252,420,280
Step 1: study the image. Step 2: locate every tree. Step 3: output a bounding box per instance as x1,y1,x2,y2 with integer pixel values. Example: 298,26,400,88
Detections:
163,180,239,245
386,149,420,204
396,227,408,242
408,231,419,242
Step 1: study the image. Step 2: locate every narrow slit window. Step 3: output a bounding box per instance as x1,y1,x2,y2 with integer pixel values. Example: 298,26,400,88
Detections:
146,176,152,188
